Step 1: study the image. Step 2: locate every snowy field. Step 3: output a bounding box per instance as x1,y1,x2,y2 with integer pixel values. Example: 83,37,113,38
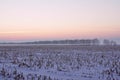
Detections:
0,45,120,80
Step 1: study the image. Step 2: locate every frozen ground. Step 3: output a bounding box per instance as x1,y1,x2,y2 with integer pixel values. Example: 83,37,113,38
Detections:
0,45,120,80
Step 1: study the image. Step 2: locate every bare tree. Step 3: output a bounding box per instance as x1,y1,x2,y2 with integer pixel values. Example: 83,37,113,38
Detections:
103,39,111,45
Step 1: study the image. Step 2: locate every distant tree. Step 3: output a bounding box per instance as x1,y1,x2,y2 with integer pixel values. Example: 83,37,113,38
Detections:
103,39,117,45
92,39,100,45
86,39,92,45
110,40,117,46
103,39,110,45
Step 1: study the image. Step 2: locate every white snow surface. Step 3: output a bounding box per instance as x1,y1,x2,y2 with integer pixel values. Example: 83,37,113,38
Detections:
0,45,119,80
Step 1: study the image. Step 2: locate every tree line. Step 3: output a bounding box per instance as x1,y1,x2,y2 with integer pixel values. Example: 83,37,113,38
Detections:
24,39,117,46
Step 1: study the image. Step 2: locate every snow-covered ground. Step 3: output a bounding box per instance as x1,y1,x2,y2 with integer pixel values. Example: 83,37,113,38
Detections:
0,45,120,80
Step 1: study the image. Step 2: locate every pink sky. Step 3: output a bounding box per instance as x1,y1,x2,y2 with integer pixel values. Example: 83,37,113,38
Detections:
0,0,120,42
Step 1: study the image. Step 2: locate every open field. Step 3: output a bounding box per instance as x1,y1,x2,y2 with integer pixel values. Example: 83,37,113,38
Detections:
0,45,120,80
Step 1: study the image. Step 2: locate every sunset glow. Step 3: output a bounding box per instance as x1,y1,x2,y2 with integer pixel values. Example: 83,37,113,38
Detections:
0,0,120,42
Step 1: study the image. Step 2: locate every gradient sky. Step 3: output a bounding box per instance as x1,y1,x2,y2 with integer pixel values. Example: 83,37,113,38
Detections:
0,0,120,42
